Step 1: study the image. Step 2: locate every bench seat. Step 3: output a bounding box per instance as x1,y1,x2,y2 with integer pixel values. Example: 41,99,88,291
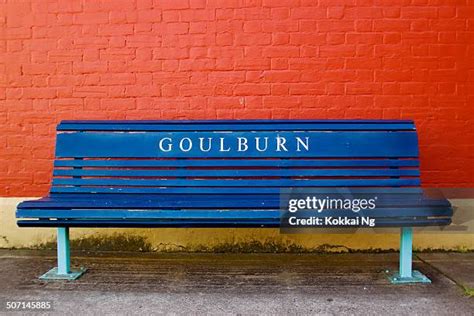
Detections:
17,192,451,227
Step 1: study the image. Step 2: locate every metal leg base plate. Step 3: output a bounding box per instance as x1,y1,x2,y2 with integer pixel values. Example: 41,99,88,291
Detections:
39,267,87,281
386,270,431,284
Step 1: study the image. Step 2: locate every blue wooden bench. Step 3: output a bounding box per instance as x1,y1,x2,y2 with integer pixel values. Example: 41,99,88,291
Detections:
16,120,452,283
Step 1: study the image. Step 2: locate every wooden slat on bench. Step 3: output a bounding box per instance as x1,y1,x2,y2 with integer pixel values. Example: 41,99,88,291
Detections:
52,178,421,187
54,158,420,168
57,123,416,131
17,191,451,209
18,199,451,209
58,120,416,131
16,218,451,228
17,207,452,219
51,186,424,194
44,187,428,197
53,169,420,178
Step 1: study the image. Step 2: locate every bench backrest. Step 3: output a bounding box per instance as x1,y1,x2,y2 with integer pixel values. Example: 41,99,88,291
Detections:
52,120,421,195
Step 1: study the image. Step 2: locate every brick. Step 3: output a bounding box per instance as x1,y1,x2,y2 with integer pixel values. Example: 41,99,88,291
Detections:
101,98,136,110
155,0,190,9
272,33,290,45
73,86,108,97
383,7,400,18
327,6,345,19
50,98,83,107
355,20,372,32
243,21,262,32
126,35,162,47
320,45,356,57
100,73,136,85
179,58,215,71
98,24,134,36
289,83,326,95
208,72,245,83
189,22,207,33
179,84,213,96
73,12,109,24
376,70,412,82
401,7,437,19
189,0,206,9
271,8,290,20
262,0,300,7
234,84,271,96
346,58,382,69
161,84,179,96
263,46,299,57
290,7,326,20
216,33,233,45
262,21,298,32
345,7,383,19
48,75,77,86
346,33,383,44
241,32,273,46
137,10,162,22
271,58,289,70
346,83,382,95
22,63,55,75
290,33,325,46
374,20,411,31
22,87,57,99
160,9,179,22
383,33,401,44
215,58,234,70
327,33,345,45
73,62,108,74
263,71,300,83
48,50,83,62
129,59,163,73
263,96,300,108
181,9,215,21
438,7,456,18
6,88,23,99
163,22,189,34
318,21,355,32
137,0,153,9
271,84,290,95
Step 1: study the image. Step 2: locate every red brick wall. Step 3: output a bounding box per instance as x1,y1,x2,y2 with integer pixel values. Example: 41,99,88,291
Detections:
1,1,473,196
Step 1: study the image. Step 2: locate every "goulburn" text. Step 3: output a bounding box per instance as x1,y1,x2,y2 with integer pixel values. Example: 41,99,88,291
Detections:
157,136,310,153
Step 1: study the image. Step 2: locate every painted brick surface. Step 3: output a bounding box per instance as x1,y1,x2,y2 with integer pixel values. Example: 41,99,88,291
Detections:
0,1,473,196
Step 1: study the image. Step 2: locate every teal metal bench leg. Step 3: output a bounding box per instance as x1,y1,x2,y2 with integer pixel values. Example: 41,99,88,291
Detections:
388,227,431,284
39,227,86,280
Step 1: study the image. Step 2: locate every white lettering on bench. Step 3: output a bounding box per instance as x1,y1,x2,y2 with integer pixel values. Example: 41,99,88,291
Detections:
255,137,268,152
296,137,309,152
158,137,172,152
157,135,311,153
219,137,231,152
179,138,193,152
237,137,248,152
276,136,288,152
199,137,212,152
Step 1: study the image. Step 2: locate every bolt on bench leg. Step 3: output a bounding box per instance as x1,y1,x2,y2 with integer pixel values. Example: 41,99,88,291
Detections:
387,227,431,284
39,227,86,281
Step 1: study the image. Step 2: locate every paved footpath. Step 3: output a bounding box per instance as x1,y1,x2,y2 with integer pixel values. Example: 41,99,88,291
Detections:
0,250,472,315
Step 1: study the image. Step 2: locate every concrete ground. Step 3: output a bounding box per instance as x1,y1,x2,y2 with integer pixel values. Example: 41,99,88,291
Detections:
0,250,472,315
